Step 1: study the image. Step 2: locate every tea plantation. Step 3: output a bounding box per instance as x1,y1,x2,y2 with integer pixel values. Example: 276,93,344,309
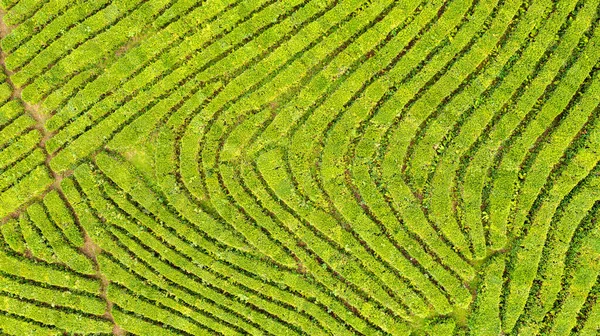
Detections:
0,0,598,334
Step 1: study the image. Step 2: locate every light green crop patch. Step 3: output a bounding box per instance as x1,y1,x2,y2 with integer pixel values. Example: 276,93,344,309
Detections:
0,0,598,334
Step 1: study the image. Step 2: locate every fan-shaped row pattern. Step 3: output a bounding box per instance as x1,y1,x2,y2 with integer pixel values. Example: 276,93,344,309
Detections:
0,0,599,334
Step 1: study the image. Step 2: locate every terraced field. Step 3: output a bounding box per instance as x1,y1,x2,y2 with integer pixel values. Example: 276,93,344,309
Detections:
0,0,599,334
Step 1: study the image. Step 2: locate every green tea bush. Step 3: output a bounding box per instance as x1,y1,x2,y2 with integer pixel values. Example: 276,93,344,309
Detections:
1,0,599,334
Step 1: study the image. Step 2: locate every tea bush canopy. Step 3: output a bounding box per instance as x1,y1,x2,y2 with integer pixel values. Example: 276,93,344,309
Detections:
0,0,599,335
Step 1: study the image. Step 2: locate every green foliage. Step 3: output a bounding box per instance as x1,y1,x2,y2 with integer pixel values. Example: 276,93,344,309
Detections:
1,0,599,334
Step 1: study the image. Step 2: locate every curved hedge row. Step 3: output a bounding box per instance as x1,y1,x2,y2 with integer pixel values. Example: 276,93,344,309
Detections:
0,0,599,334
